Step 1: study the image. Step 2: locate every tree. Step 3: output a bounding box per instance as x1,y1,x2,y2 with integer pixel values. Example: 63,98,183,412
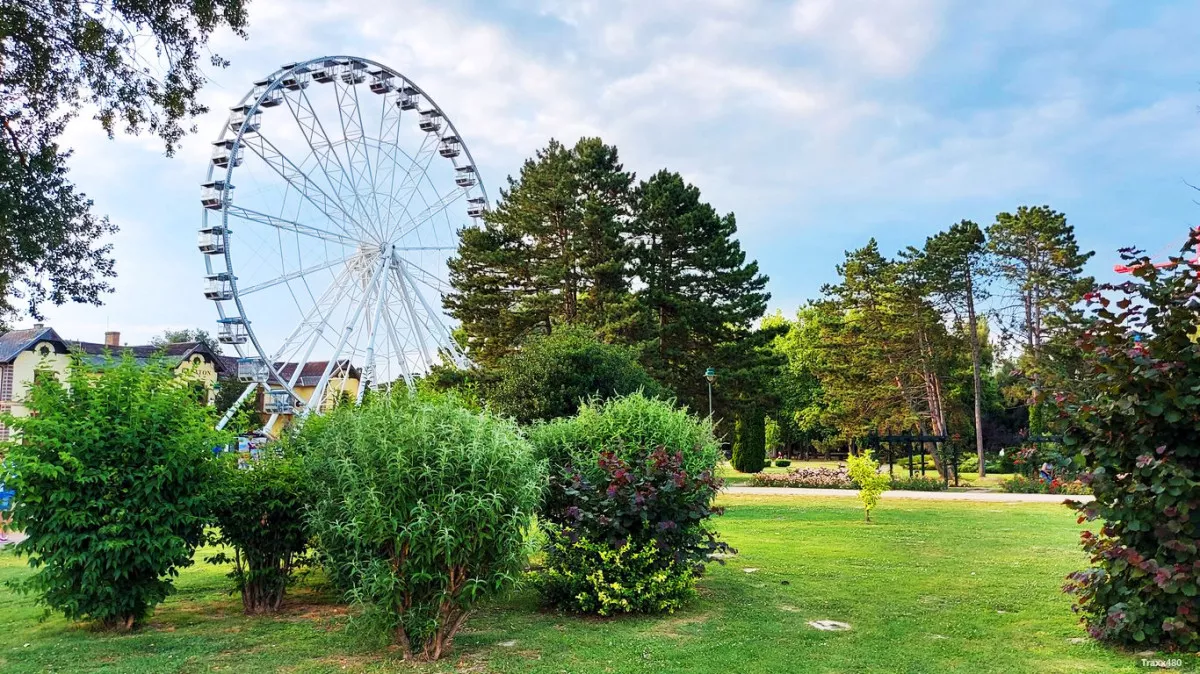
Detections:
732,407,766,473
0,0,248,322
630,170,770,417
987,206,1093,356
487,326,664,424
207,451,311,614
762,308,835,455
987,206,1093,433
152,327,222,353
905,221,991,475
1,353,221,628
847,450,889,522
446,137,634,365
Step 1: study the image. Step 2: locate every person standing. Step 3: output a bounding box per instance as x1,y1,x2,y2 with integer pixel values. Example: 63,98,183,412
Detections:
0,477,13,543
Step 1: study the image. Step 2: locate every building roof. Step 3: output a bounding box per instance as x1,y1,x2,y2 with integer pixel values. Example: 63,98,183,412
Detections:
0,326,69,363
273,359,360,387
66,340,231,373
0,325,230,374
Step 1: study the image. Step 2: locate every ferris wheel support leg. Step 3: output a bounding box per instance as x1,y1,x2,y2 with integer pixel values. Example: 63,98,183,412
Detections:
302,255,389,418
216,381,260,431
394,254,470,367
358,249,393,404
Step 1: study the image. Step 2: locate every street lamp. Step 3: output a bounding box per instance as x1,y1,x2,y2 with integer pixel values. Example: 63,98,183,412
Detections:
704,367,717,418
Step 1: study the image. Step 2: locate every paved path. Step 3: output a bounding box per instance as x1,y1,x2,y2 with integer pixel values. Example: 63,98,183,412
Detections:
725,486,1093,503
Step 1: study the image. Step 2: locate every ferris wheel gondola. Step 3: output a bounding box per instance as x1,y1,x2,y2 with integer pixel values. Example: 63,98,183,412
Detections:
198,56,488,435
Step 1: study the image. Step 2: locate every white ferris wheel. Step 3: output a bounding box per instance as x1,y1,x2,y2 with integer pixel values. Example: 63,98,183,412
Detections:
198,56,487,433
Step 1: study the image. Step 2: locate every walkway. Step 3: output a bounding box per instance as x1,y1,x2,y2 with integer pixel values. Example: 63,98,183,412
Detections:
724,486,1093,503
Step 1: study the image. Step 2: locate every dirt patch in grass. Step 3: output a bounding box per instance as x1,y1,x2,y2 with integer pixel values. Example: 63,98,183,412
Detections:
647,613,710,639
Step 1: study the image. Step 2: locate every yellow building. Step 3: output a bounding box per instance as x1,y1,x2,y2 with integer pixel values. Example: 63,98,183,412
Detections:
0,326,229,440
250,359,361,437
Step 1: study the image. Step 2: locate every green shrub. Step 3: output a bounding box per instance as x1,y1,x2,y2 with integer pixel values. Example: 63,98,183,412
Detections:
528,393,729,615
1055,253,1200,650
732,408,766,473
774,459,792,468
847,450,890,522
537,535,696,616
889,475,947,491
302,392,544,661
1,354,221,629
206,450,311,614
488,327,664,424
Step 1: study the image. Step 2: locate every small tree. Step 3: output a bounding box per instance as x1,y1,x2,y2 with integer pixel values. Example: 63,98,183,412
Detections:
488,327,663,424
302,392,544,661
847,450,889,522
206,450,311,614
1,354,220,628
1055,244,1200,651
732,407,766,473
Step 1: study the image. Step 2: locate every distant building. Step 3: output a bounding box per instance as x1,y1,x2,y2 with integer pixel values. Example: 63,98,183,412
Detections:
0,326,228,440
0,325,363,440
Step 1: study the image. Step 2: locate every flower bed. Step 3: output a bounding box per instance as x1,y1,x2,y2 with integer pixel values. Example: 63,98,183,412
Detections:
747,466,853,488
746,466,949,491
999,474,1091,495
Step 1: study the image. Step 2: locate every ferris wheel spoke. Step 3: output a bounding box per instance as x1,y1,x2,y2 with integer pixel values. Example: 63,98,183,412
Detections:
380,134,438,238
374,94,405,237
268,265,355,363
390,137,443,240
226,205,368,248
238,132,364,240
284,84,380,242
332,76,383,240
394,255,469,366
395,189,466,242
237,254,354,296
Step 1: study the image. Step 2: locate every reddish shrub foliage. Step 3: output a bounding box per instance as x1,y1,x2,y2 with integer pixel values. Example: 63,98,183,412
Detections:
1054,248,1199,651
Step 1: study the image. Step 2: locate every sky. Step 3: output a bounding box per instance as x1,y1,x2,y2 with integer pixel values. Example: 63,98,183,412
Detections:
30,0,1200,346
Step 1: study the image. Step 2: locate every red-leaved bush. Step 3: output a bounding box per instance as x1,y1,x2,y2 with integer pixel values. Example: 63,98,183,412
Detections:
1052,244,1199,651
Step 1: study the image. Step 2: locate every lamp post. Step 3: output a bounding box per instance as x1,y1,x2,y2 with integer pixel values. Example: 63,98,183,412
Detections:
704,367,717,418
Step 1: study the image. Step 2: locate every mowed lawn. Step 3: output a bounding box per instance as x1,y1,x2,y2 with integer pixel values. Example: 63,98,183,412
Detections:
1,496,1193,673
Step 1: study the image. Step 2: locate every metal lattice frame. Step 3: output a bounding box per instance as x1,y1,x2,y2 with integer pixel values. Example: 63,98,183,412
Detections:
199,56,487,434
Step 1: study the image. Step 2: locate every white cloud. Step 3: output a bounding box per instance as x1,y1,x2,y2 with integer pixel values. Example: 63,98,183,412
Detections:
790,0,945,77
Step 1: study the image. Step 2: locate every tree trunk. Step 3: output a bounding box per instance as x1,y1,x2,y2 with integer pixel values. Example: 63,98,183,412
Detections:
965,270,986,477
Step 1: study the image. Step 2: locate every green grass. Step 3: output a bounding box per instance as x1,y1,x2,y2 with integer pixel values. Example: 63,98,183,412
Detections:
1,496,1194,673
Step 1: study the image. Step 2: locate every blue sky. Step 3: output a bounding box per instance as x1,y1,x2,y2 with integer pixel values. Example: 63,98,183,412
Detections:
34,0,1200,345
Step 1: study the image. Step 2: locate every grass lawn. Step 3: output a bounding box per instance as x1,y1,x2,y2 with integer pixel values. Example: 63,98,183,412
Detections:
1,496,1193,673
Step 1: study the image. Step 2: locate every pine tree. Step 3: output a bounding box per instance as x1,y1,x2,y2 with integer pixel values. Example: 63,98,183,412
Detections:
986,206,1093,432
445,138,634,366
987,206,1093,357
905,221,991,475
630,170,769,416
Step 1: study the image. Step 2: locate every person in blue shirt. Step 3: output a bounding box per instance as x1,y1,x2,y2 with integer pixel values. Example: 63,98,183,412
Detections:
0,480,13,543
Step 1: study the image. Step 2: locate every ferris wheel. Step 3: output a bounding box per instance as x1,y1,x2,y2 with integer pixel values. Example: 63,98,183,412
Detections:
198,56,487,433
